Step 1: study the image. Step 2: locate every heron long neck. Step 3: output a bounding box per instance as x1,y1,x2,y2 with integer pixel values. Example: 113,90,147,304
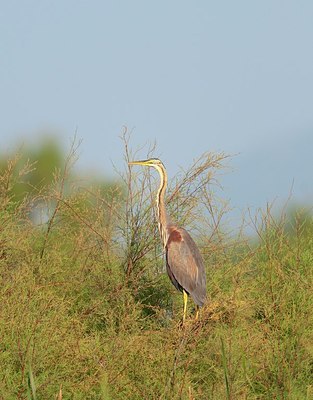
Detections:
156,165,170,247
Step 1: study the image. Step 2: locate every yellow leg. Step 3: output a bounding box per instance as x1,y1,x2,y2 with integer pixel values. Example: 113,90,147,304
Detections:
183,290,188,323
195,305,199,320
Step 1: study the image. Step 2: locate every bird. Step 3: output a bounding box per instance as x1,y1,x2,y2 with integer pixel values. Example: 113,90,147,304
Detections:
128,158,206,323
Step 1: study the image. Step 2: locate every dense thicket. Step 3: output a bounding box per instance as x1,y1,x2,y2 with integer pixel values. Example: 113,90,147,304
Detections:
0,140,312,399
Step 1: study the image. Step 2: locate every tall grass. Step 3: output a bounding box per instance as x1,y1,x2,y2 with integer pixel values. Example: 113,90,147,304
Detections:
0,137,312,399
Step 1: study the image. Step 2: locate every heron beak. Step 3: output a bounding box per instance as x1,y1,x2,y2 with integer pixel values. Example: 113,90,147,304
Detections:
128,160,151,166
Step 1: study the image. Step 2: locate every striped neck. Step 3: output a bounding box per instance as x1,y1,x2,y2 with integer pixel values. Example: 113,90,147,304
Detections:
155,163,169,247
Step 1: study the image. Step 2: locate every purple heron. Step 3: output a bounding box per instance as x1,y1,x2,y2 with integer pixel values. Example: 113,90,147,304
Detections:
128,158,206,322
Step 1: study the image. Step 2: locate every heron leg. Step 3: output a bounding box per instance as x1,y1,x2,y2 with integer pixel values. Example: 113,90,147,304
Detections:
195,305,200,320
183,290,188,323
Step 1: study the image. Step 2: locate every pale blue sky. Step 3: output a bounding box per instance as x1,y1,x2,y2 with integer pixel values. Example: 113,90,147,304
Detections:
1,1,312,223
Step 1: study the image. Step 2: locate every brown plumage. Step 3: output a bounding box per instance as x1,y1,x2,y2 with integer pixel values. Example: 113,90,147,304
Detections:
128,158,207,321
166,225,206,307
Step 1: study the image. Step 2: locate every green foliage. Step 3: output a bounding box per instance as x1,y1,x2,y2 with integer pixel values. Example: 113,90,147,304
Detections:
0,140,312,399
0,137,63,202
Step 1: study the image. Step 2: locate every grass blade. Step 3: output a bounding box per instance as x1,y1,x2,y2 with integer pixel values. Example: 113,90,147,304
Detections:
221,337,230,400
27,364,37,400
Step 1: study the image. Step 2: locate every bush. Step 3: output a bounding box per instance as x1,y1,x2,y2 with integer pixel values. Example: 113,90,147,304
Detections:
0,138,312,399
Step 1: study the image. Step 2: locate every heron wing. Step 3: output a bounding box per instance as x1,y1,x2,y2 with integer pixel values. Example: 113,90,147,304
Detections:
166,227,206,306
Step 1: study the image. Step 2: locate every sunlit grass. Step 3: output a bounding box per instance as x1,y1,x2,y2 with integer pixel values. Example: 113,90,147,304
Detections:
0,137,312,399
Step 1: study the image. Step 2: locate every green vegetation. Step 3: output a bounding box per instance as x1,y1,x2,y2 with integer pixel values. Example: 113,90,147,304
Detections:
0,138,312,399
